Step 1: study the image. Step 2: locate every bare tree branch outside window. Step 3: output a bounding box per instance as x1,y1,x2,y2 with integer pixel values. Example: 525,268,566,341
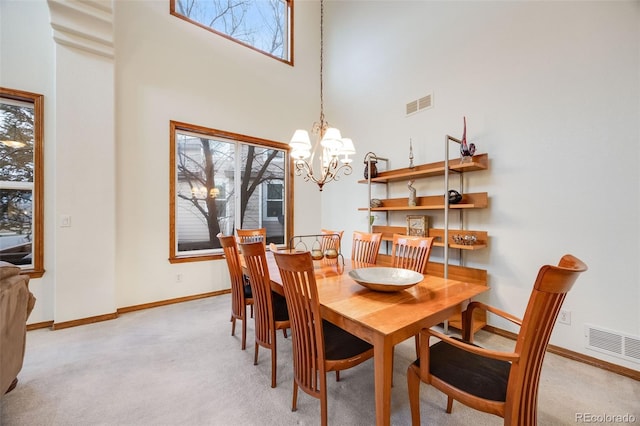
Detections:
172,0,289,62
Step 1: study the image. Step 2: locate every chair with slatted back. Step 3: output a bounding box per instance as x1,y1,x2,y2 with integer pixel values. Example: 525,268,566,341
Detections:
391,234,435,357
217,233,253,350
391,234,435,273
273,250,374,426
351,231,383,264
319,229,343,255
407,254,588,426
237,228,267,245
239,241,290,388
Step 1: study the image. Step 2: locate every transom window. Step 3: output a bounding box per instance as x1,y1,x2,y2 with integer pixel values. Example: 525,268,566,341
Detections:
169,121,292,262
170,0,293,65
0,87,44,277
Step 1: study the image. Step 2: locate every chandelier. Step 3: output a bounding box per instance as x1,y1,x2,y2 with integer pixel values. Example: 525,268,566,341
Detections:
289,0,355,191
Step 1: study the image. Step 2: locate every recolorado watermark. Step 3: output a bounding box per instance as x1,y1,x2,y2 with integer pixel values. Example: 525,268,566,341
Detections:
576,413,637,423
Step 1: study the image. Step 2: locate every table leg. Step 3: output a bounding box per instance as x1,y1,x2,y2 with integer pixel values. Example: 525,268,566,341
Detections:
373,335,394,426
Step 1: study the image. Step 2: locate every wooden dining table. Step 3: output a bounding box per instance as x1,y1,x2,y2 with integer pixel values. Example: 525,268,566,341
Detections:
263,252,488,426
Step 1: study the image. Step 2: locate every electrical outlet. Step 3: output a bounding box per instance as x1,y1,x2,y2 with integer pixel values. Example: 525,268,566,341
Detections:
60,215,71,227
558,310,571,325
176,273,183,283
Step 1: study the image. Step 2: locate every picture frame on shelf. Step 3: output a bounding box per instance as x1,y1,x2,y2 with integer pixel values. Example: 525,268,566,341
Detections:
406,215,429,237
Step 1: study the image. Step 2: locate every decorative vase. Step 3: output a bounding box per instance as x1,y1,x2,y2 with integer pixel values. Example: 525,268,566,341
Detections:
364,152,378,179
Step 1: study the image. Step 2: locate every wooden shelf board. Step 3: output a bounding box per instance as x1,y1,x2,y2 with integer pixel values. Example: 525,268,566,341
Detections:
358,153,488,184
371,226,488,250
359,192,488,211
377,236,487,250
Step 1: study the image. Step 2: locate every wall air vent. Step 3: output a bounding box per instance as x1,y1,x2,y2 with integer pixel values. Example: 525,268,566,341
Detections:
406,92,433,117
406,100,418,115
585,324,640,364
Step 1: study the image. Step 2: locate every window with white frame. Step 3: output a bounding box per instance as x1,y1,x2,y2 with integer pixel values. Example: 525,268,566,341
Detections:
169,121,292,262
170,0,293,65
0,88,44,277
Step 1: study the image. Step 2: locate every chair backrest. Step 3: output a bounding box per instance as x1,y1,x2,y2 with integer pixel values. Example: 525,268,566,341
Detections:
320,229,343,253
217,233,247,318
239,241,274,346
237,228,267,245
505,254,588,423
273,251,326,396
351,231,383,264
391,234,435,274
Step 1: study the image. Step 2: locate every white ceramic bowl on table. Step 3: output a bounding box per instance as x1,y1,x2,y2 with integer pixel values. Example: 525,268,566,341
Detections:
348,267,424,292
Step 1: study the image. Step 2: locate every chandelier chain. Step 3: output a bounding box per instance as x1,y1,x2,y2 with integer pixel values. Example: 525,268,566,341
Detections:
319,0,325,129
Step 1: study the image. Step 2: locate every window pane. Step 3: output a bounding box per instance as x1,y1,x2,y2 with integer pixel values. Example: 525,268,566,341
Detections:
267,183,282,199
170,122,291,261
0,90,41,275
240,144,285,244
172,0,291,62
0,103,34,183
176,134,236,253
0,189,32,266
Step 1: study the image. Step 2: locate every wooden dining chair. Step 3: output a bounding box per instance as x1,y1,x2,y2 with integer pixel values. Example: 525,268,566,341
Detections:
391,234,435,274
320,228,343,254
273,251,374,426
407,254,588,426
351,231,383,264
237,228,267,245
391,233,436,356
217,233,253,350
239,241,290,388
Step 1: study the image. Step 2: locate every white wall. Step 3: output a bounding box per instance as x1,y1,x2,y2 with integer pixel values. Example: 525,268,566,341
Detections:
113,0,321,308
0,0,57,323
322,1,640,370
1,0,321,320
1,0,638,371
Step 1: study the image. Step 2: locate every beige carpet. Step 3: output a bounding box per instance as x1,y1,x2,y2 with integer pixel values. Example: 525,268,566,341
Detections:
1,295,638,425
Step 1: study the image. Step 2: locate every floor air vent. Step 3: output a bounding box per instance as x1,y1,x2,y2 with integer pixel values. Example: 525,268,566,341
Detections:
585,324,640,364
406,92,433,116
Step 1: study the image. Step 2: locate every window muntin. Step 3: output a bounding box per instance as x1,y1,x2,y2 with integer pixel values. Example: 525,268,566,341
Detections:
170,121,292,262
0,88,44,277
170,0,293,65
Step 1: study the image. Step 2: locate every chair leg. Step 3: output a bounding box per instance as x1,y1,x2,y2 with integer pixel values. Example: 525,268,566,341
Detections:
446,396,453,414
292,381,298,412
320,387,328,426
407,364,421,426
254,343,259,365
271,345,277,388
231,316,236,336
414,334,420,358
282,328,288,338
335,371,340,382
241,317,247,350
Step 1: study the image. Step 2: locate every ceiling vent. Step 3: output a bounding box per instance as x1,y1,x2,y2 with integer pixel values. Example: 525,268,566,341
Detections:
585,324,640,364
406,92,433,117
